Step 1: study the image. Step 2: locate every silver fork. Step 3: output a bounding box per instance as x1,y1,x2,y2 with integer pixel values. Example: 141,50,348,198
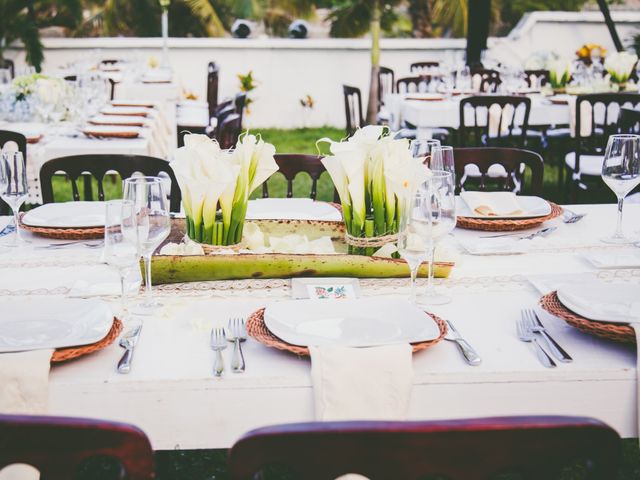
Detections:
36,241,104,249
227,317,246,373
522,309,572,363
516,314,556,368
210,328,227,377
481,227,556,240
562,208,586,224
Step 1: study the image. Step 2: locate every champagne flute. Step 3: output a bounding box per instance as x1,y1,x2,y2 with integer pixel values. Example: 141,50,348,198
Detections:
0,151,29,247
123,176,171,313
430,145,456,185
601,134,640,244
410,139,441,168
104,200,139,319
398,171,456,306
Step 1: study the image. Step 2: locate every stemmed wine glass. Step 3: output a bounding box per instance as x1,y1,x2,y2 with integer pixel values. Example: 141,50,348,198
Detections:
430,145,456,184
123,176,171,313
601,134,640,244
0,151,29,247
398,171,457,306
410,139,441,168
104,200,140,319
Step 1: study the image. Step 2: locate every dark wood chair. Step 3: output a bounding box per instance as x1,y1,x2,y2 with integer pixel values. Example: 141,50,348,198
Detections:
410,61,439,73
217,113,242,150
261,154,337,201
377,66,395,108
618,107,640,134
0,130,27,214
470,67,501,93
39,154,182,212
0,414,154,480
396,75,438,94
100,59,121,65
459,95,531,148
343,85,364,137
565,93,640,201
234,92,247,130
0,58,15,78
523,69,550,88
228,416,619,480
453,147,544,195
207,61,220,119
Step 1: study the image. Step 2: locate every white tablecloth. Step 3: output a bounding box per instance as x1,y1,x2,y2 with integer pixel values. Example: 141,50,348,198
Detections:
0,203,638,449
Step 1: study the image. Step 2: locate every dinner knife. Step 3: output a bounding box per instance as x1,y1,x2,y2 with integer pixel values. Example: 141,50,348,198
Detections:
531,311,573,363
444,320,482,366
117,325,143,374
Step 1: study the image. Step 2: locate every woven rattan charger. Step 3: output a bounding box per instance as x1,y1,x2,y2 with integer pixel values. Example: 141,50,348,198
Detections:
246,307,447,356
51,318,123,363
539,292,634,344
19,213,104,240
457,202,563,232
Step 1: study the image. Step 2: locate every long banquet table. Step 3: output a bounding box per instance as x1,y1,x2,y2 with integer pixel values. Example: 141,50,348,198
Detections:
1,203,638,450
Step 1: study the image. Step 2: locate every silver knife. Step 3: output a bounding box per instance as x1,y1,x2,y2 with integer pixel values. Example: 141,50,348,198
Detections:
117,325,143,374
530,311,573,363
444,320,482,366
0,224,15,238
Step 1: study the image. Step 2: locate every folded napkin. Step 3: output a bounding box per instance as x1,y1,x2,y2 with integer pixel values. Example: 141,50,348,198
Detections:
488,103,515,138
460,191,524,217
309,344,413,421
568,96,593,138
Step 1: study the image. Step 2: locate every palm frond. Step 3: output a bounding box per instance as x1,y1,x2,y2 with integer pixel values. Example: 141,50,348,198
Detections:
185,0,227,36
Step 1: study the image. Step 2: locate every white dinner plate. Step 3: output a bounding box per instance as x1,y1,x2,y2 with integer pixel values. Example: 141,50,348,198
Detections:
264,298,441,347
89,114,146,126
22,201,108,228
456,196,552,219
581,252,640,270
245,199,342,221
101,106,151,117
0,298,114,353
557,282,640,324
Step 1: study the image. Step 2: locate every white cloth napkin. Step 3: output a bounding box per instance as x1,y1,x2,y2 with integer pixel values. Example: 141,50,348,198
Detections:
488,104,514,138
568,96,593,137
460,191,524,217
309,344,413,421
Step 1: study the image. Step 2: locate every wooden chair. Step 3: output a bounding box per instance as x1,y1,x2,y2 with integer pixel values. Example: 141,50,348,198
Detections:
565,93,640,201
377,66,395,107
396,75,437,94
228,416,619,480
523,69,550,88
261,154,336,201
343,85,364,137
39,154,181,212
459,95,531,148
217,113,242,150
0,130,27,214
617,107,640,135
0,58,15,78
470,67,501,93
409,61,439,73
453,147,544,195
207,61,220,119
234,92,247,130
0,414,154,480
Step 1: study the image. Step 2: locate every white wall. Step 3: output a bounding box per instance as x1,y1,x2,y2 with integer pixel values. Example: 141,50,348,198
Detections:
5,10,640,129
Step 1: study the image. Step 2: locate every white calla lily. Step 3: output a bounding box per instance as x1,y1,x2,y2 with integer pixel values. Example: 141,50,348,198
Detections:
605,52,638,84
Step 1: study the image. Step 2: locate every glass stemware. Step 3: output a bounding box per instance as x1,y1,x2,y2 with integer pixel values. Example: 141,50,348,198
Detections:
430,145,456,185
601,134,640,244
410,139,441,168
398,171,457,306
0,151,29,247
104,200,139,319
123,176,171,313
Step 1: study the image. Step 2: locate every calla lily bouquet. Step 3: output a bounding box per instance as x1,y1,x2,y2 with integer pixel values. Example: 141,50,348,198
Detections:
547,59,571,89
171,133,278,246
604,51,638,86
319,126,430,255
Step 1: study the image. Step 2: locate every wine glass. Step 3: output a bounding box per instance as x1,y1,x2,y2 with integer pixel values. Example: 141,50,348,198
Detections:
601,134,640,244
430,145,456,185
123,176,171,313
398,171,457,306
0,151,28,247
104,200,139,318
410,139,441,169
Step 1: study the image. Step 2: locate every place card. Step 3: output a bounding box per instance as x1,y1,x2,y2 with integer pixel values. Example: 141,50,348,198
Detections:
291,278,361,300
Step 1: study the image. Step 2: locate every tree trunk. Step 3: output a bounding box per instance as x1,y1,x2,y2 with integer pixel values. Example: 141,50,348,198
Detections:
409,0,432,38
365,0,381,125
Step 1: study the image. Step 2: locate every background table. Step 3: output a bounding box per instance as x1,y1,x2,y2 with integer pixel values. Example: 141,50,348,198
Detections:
0,203,636,449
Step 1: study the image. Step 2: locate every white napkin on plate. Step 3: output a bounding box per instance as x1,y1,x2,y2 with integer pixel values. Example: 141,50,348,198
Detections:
460,191,524,217
309,344,413,421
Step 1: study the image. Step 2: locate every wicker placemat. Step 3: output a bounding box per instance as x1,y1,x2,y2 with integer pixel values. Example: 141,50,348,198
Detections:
246,307,447,356
51,317,123,363
539,291,634,344
83,130,140,139
20,213,104,240
457,202,563,232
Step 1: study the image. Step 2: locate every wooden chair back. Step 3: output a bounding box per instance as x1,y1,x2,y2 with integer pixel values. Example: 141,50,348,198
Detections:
0,130,27,214
39,154,181,212
234,92,246,129
228,416,619,480
410,61,439,73
262,154,336,201
396,75,438,94
454,147,543,195
207,61,219,119
0,58,15,78
0,414,154,480
217,113,242,149
617,107,640,134
470,67,501,93
343,85,364,137
377,66,395,106
459,95,531,148
523,69,550,88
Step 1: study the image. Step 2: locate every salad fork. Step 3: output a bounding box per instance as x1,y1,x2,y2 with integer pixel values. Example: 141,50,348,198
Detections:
516,315,556,368
210,328,227,377
562,208,586,224
522,309,572,363
227,317,246,373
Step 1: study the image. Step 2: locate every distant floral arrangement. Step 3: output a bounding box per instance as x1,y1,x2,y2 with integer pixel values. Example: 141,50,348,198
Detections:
576,43,607,62
300,94,314,109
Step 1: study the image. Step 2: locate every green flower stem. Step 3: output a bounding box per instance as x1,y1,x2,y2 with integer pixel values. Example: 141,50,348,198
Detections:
364,219,375,256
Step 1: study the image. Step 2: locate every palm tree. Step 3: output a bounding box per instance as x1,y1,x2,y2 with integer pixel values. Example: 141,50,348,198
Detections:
408,0,432,38
328,0,400,125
